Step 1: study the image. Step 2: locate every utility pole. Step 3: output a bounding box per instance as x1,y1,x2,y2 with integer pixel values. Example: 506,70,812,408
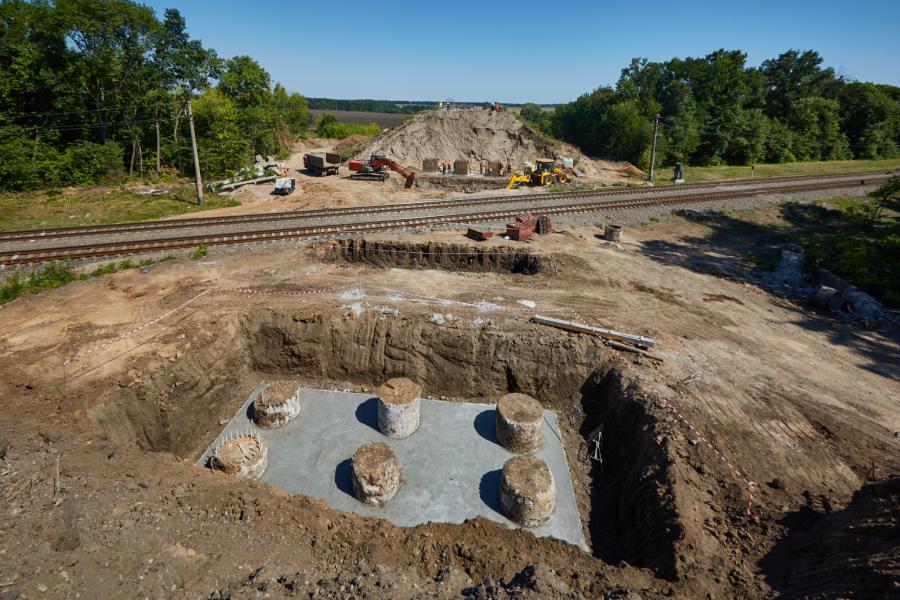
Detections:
187,99,203,205
155,109,161,174
648,114,660,183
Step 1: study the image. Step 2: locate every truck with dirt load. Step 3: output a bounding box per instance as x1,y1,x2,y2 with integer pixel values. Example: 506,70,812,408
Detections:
303,152,341,176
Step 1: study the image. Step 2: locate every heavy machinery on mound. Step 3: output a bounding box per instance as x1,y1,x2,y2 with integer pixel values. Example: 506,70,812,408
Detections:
348,154,417,189
506,158,573,189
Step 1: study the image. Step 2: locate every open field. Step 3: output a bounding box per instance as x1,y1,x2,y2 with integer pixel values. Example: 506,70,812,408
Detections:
308,109,411,129
0,185,238,232
653,158,900,184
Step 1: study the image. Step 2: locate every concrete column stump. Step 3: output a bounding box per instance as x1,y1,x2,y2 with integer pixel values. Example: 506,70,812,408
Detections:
377,378,421,439
254,381,301,428
495,393,544,454
351,442,403,505
499,455,556,527
209,433,267,480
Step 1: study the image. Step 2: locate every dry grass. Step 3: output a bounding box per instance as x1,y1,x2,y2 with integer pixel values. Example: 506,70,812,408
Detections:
653,158,900,184
0,184,239,232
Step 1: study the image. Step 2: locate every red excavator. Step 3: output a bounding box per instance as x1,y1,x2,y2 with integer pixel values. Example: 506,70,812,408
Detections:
348,154,416,189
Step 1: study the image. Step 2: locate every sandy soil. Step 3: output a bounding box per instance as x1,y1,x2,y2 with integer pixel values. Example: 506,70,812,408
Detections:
1,218,897,598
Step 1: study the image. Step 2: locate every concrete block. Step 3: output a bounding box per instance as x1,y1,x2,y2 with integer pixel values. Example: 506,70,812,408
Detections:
499,455,556,527
377,378,421,439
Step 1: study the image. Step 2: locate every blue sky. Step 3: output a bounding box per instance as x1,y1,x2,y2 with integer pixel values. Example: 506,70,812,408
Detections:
143,0,900,104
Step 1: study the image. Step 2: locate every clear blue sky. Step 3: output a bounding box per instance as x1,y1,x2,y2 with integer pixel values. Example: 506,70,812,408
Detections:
143,0,900,104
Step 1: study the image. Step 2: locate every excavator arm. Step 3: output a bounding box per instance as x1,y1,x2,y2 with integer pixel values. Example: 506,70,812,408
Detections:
371,157,416,189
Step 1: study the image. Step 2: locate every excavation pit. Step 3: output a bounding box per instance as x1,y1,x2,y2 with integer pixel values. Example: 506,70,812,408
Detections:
198,386,587,550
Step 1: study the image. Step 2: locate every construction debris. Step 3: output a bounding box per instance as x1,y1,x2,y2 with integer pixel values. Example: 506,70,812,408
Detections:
466,228,493,241
531,315,655,349
816,268,886,321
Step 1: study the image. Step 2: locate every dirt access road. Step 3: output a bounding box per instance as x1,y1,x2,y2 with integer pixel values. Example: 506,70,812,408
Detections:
0,217,897,598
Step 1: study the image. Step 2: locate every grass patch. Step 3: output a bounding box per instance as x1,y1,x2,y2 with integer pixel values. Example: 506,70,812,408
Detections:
1,261,75,304
190,244,208,260
1,255,177,305
0,184,239,232
652,158,900,185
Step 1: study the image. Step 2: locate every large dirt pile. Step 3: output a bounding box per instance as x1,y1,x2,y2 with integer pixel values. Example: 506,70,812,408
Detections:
359,109,633,181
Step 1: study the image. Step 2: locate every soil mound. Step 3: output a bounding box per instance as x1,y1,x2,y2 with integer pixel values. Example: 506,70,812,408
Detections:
358,109,632,181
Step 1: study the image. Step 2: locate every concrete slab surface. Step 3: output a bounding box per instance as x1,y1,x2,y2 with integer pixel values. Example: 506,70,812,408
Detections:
199,386,587,551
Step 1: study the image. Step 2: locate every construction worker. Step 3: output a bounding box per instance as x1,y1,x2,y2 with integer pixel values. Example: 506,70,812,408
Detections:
506,161,512,175
497,160,503,176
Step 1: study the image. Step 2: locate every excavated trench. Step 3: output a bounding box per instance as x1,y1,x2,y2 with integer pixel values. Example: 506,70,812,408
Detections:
88,308,681,577
325,239,544,274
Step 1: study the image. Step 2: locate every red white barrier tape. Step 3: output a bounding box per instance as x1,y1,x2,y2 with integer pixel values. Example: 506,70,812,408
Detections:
569,309,759,522
64,289,211,365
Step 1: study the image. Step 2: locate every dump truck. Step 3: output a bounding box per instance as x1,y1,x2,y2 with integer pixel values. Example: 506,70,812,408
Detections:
303,152,341,176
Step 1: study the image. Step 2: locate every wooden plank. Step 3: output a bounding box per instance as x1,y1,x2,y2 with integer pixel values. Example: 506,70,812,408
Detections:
531,315,654,348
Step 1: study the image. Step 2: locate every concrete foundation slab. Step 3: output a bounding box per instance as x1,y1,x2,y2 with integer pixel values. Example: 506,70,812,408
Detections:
199,386,587,551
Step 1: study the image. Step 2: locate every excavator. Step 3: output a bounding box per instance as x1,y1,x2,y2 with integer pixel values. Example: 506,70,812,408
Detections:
506,158,572,189
348,154,416,189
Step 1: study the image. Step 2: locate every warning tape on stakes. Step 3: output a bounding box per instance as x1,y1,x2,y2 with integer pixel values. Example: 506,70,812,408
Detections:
62,286,336,366
568,308,760,522
63,288,212,366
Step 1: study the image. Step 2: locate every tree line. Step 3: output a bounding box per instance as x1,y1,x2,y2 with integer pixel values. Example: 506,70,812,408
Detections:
0,0,309,191
520,49,900,168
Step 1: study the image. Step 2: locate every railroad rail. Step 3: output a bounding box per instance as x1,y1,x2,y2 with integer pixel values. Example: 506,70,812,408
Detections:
0,170,891,243
1,177,884,267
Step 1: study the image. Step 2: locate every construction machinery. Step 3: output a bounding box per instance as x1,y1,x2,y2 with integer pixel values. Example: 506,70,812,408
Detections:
348,154,416,189
272,177,295,195
303,152,341,176
506,158,573,189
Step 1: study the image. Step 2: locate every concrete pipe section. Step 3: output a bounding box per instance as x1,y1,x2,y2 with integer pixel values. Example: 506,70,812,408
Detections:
351,442,404,506
254,381,301,428
209,432,268,480
376,378,422,439
499,455,556,527
495,393,544,454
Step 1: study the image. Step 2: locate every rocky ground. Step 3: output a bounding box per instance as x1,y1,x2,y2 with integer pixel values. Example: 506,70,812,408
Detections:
0,214,897,599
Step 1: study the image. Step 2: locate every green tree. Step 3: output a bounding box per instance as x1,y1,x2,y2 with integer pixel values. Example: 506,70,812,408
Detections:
192,88,248,177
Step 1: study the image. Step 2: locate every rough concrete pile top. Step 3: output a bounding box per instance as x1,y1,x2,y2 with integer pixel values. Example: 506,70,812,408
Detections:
503,455,553,493
497,393,543,423
377,377,421,405
258,380,298,408
353,442,399,477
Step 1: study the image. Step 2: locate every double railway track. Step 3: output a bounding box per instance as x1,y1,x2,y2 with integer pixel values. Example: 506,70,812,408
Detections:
0,171,892,266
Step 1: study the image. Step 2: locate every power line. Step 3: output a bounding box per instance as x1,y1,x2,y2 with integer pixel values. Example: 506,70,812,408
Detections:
1,101,176,121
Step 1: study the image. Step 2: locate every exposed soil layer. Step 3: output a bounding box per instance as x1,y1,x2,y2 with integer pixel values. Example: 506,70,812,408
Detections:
326,238,544,274
2,219,898,599
83,307,684,579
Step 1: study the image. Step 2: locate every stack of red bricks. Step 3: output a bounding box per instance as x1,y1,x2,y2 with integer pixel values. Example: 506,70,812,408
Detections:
536,214,552,234
467,227,493,241
506,214,537,241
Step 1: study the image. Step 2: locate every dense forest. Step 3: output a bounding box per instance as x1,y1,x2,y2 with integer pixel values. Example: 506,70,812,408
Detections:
521,50,900,168
0,0,309,191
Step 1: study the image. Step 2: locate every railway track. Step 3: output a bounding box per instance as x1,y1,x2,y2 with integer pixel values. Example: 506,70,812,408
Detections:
1,175,886,267
0,170,889,244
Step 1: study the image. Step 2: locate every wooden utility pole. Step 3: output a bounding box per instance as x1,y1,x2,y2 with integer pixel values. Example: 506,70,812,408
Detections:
187,99,203,205
648,114,660,183
155,110,161,174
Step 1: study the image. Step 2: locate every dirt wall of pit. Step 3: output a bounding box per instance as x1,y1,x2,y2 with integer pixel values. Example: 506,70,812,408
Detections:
84,308,684,577
325,239,544,274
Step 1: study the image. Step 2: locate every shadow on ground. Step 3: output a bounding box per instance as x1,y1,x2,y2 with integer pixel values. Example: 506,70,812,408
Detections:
639,204,900,380
759,477,900,599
